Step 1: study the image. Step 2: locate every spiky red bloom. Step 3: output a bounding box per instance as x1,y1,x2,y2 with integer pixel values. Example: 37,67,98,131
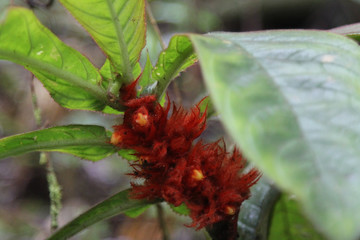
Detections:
112,80,260,230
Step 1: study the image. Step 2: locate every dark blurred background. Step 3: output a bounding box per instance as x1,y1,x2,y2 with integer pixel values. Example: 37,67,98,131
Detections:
0,0,360,239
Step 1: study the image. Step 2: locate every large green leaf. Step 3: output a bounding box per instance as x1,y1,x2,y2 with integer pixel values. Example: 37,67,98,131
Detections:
269,194,325,240
47,189,158,240
152,35,197,97
0,7,109,111
59,0,146,83
191,31,360,240
0,125,116,161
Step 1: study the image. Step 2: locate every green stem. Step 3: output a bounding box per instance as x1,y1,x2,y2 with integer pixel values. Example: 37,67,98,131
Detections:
30,76,62,231
40,153,62,231
146,2,166,50
106,0,134,83
30,77,42,126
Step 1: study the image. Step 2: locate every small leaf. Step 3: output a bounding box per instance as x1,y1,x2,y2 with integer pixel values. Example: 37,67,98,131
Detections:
118,148,138,161
269,194,325,240
0,7,109,111
47,189,159,240
152,35,197,98
99,59,115,89
169,203,190,216
191,31,360,240
139,52,155,95
59,0,146,83
237,177,280,240
197,96,217,118
124,204,151,218
100,59,142,89
102,105,122,115
0,125,116,161
99,59,142,114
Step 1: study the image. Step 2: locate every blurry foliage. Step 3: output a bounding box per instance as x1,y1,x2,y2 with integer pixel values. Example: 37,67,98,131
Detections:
1,0,360,239
268,194,325,240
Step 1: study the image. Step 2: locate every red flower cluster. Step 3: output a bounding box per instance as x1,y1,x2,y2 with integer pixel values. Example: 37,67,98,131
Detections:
111,79,260,229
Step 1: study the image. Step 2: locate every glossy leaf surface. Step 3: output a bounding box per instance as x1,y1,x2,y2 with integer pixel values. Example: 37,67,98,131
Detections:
0,125,116,161
47,189,157,240
152,35,197,97
60,0,146,83
0,7,108,111
191,31,360,240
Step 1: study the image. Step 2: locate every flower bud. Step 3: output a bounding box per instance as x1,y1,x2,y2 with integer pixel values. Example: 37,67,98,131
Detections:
191,169,205,181
111,132,122,145
135,112,149,126
224,206,236,215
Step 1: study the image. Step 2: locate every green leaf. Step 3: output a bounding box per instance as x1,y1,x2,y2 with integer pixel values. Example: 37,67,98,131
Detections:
191,31,360,240
139,52,155,95
99,59,142,114
99,59,115,89
118,148,138,161
99,59,142,90
59,0,146,83
102,105,122,114
169,203,190,216
197,96,217,118
237,177,280,240
47,189,158,240
124,204,151,218
269,194,325,240
152,35,197,98
0,125,116,161
0,7,109,111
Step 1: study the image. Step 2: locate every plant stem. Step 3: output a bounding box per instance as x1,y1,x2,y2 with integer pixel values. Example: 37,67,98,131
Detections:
30,75,62,231
146,1,166,50
42,152,62,231
30,78,42,126
156,203,170,240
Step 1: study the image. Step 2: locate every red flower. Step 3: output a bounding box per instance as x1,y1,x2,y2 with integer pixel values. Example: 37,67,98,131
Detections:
111,80,260,230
